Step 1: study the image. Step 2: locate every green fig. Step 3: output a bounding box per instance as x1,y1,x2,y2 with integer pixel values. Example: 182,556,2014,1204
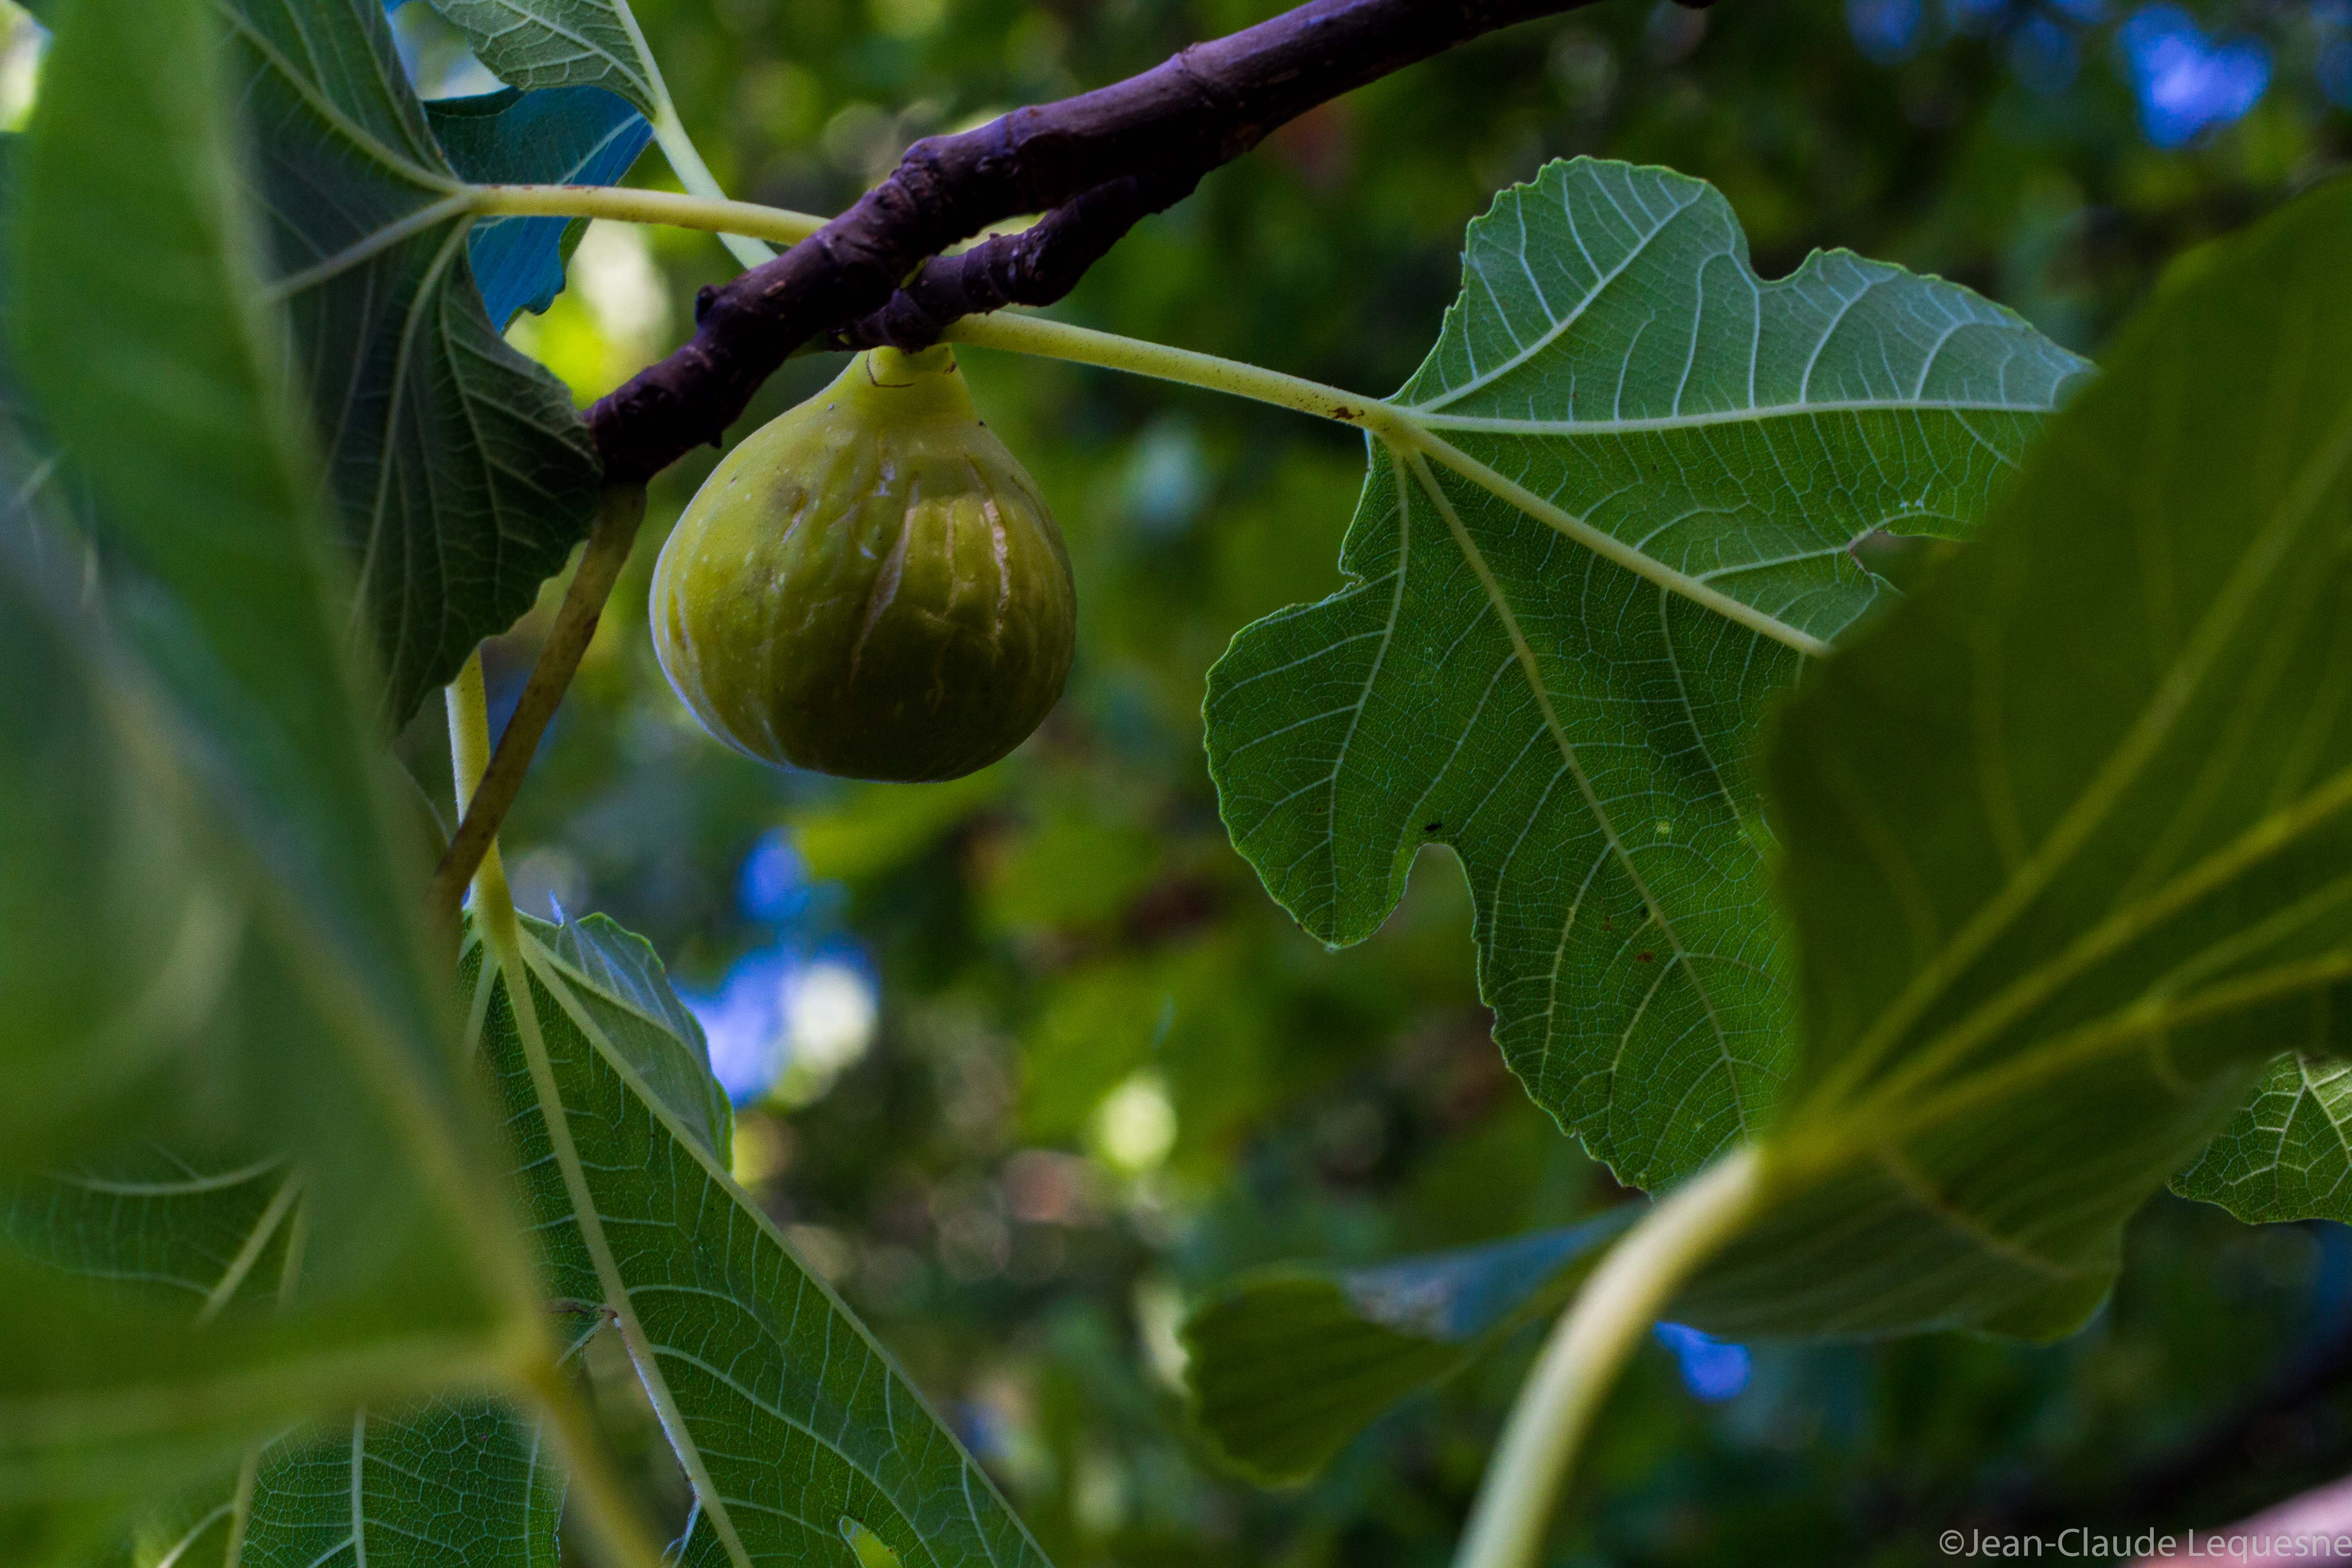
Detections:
651,345,1076,782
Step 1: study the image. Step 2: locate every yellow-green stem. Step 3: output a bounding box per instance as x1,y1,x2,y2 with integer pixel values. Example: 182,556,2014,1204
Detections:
469,184,826,250
649,106,778,269
1452,1147,1767,1568
445,653,671,1568
448,653,495,824
946,312,1387,432
433,488,647,927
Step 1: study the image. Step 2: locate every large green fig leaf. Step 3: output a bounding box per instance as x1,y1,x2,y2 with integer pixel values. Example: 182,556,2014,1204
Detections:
4,0,533,1515
1181,1213,1631,1485
1205,157,2089,1190
220,0,601,721
472,909,1047,1568
1676,176,2352,1340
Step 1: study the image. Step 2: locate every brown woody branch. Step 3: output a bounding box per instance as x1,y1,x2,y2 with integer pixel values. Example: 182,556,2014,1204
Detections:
586,0,1635,485
829,168,1204,353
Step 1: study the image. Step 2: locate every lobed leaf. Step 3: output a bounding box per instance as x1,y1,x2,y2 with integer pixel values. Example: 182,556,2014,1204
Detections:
1205,157,2089,1190
4,0,531,1513
1181,1213,1631,1485
1677,176,2352,1340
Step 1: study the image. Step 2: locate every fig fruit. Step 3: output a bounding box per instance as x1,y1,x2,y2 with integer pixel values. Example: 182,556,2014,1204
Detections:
651,345,1075,782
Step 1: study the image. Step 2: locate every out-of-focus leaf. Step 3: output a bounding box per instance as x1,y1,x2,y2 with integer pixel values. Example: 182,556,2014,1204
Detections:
8,1152,562,1566
0,137,90,558
1182,1212,1632,1484
220,0,600,721
4,0,529,1509
0,547,225,1176
1205,157,2089,1191
471,909,1048,1568
1677,176,2352,1340
426,84,652,327
19,0,508,1271
3,1152,300,1321
2173,1054,2352,1222
0,564,517,1515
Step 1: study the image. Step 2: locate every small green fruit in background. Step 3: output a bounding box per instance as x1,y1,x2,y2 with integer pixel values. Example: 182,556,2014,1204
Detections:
651,345,1076,782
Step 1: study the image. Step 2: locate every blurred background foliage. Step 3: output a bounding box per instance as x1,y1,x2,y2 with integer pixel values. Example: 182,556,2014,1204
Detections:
175,0,2352,1558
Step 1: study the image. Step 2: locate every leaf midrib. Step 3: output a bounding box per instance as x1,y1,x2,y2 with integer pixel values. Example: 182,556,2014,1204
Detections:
1384,417,1835,658
1407,397,2052,437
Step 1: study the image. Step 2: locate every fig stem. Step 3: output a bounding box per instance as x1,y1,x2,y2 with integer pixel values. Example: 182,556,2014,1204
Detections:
432,486,648,926
647,103,780,271
946,312,1395,433
470,184,827,250
1453,1146,1766,1568
447,655,672,1568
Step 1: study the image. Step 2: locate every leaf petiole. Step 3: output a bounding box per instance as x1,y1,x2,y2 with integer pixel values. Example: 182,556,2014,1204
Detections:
467,182,825,250
944,310,1391,431
433,487,647,926
1451,1147,1767,1568
647,104,778,269
446,653,675,1568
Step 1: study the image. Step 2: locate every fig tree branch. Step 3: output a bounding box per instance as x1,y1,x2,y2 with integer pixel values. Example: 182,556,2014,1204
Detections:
587,0,1656,485
833,167,1204,354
